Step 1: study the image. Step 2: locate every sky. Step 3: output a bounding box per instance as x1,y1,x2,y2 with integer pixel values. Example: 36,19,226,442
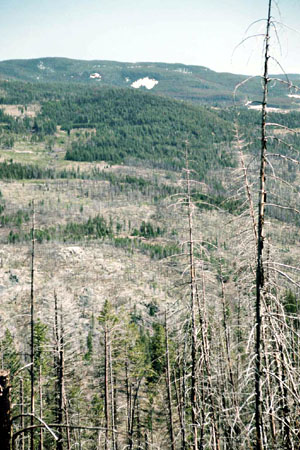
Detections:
1,0,300,75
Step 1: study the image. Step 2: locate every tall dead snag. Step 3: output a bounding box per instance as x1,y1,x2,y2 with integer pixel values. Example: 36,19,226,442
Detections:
20,378,24,450
104,322,109,450
30,200,35,450
255,1,272,448
164,312,175,450
109,345,116,450
184,150,198,450
0,370,11,450
54,292,71,450
54,291,62,450
39,366,43,450
98,300,118,450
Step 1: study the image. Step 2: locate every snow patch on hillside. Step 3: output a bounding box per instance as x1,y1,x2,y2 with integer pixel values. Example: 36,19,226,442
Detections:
245,101,289,113
174,68,192,74
131,77,158,90
37,61,54,73
38,62,46,70
288,94,300,99
90,72,101,79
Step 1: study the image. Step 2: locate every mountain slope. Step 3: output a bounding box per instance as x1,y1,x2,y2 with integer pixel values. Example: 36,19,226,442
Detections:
1,57,300,107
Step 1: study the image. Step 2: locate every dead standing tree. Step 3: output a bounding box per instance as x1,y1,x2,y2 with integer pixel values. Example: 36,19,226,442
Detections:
184,153,198,450
0,370,11,450
234,1,300,447
30,200,36,450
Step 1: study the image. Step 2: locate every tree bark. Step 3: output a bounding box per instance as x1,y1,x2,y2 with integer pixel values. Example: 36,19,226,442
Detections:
104,325,109,450
165,312,175,450
255,2,272,449
39,366,43,450
30,201,35,450
0,370,11,450
185,152,198,450
19,378,24,450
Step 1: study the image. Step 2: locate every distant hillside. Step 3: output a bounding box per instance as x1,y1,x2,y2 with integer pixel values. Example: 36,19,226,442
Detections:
0,57,300,107
0,81,236,180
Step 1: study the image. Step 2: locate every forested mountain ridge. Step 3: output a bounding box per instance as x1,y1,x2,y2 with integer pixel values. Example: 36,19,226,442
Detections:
1,56,300,108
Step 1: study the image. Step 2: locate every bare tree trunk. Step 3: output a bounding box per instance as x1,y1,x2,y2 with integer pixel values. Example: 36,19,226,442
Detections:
54,293,71,450
0,370,11,450
128,379,142,450
180,338,188,449
20,378,24,450
173,368,185,449
109,343,116,450
113,375,118,450
165,312,175,450
255,2,272,449
279,343,291,449
30,201,35,450
104,325,109,450
54,292,63,450
38,366,43,450
185,153,198,450
136,396,142,450
125,354,131,444
63,388,71,450
59,304,65,450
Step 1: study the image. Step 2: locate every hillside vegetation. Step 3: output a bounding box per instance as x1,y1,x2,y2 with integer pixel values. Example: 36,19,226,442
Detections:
1,57,300,107
0,57,299,450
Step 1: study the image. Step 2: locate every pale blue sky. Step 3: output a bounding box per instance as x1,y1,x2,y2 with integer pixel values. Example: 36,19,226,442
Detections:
1,0,300,75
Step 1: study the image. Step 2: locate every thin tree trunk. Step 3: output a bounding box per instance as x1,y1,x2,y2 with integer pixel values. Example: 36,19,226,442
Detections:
165,312,175,450
39,366,43,450
125,354,131,442
181,338,187,449
113,375,118,450
136,396,142,450
173,365,186,450
279,342,291,449
54,292,63,450
20,378,24,450
185,152,198,450
63,388,71,450
256,2,272,449
30,201,35,450
104,325,109,450
129,379,142,450
59,304,65,450
0,370,11,450
109,343,116,450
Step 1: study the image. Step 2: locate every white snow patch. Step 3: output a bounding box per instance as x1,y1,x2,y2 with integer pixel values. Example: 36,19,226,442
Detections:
37,62,54,72
131,77,158,90
38,62,46,70
90,72,102,79
246,102,289,113
288,94,300,99
174,68,192,74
